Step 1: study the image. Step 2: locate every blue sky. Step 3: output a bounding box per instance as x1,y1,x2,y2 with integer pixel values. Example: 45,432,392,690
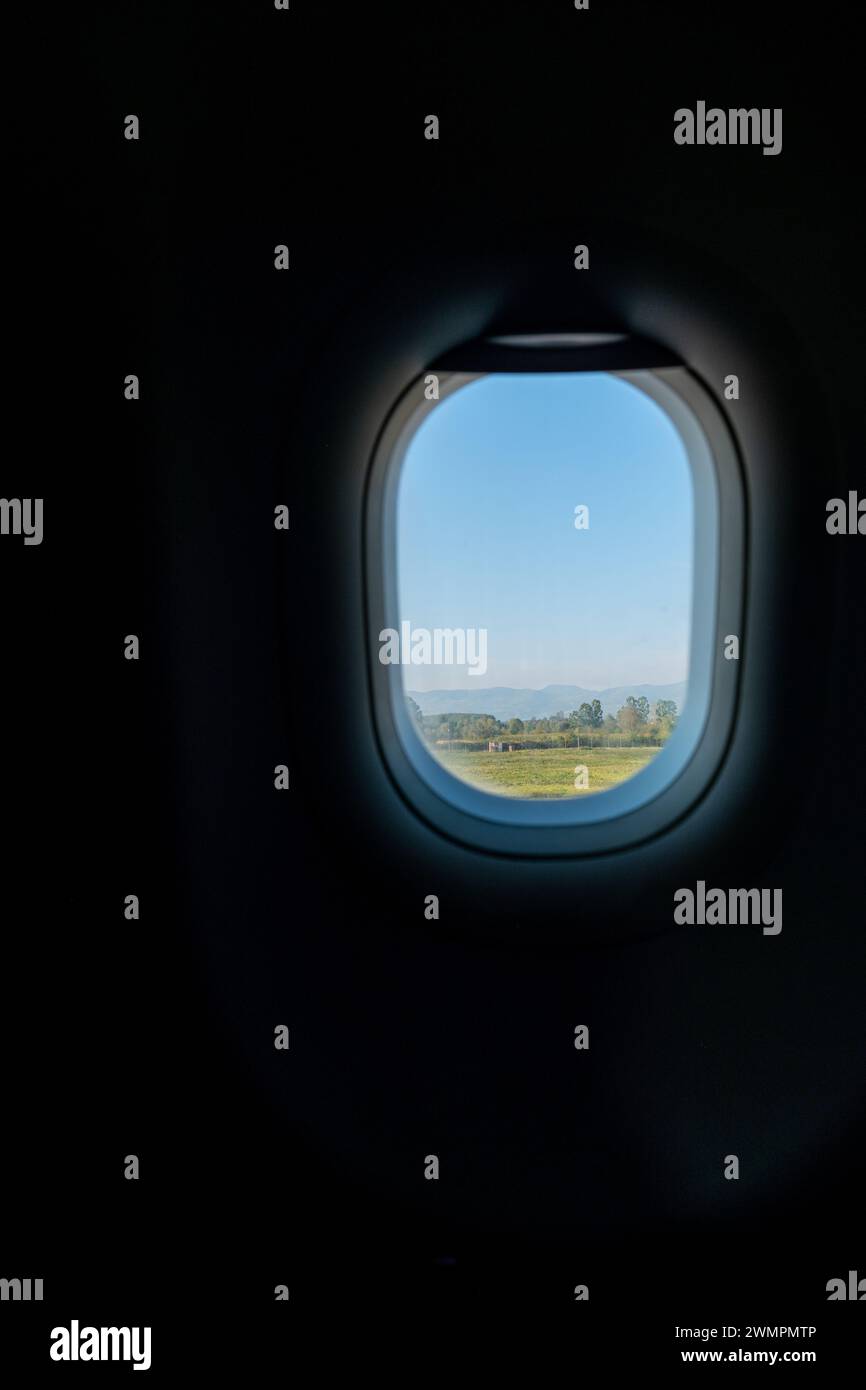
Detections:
396,372,693,691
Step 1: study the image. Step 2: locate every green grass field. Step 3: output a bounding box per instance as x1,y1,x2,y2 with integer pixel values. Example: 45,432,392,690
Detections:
430,744,660,799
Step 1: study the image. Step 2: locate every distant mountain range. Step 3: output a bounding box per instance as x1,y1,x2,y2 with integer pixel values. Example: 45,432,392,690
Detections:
407,682,688,721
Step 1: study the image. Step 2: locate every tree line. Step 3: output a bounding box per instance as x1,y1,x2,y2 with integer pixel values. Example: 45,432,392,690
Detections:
406,695,680,748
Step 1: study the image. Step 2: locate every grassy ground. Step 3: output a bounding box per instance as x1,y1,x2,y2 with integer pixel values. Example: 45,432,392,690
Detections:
430,744,660,799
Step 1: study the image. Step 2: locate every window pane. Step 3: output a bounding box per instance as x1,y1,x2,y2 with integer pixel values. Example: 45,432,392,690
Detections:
392,372,693,800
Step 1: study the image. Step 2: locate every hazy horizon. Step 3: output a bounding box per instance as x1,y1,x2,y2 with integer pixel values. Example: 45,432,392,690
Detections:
407,678,688,723
405,678,686,694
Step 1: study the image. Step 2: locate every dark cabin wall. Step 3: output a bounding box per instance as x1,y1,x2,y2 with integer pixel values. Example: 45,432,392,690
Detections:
3,0,864,1372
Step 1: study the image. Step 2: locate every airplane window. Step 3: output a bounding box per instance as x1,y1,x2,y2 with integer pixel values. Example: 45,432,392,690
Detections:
366,359,742,852
393,372,692,803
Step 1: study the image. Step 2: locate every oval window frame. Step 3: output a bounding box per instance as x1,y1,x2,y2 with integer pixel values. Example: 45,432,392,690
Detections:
364,343,745,857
